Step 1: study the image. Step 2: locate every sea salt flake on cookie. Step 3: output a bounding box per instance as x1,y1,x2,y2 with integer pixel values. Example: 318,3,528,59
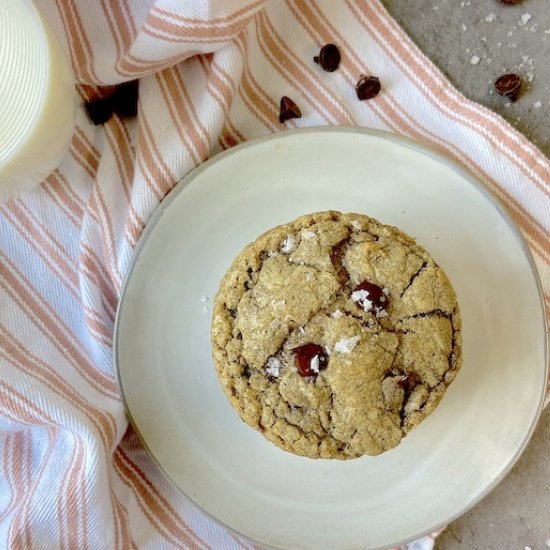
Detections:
266,357,281,377
351,289,373,312
334,335,361,353
310,355,320,374
281,235,296,253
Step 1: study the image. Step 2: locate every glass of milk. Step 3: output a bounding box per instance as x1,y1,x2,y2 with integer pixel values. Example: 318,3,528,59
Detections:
0,0,76,202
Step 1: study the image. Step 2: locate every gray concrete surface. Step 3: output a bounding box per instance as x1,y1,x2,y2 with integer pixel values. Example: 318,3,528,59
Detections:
379,1,550,549
382,0,550,157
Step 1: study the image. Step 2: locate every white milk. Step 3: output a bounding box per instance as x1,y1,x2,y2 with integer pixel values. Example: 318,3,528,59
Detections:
0,0,76,202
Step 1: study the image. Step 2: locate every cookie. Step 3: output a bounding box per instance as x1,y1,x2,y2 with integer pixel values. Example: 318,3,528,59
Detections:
211,211,462,459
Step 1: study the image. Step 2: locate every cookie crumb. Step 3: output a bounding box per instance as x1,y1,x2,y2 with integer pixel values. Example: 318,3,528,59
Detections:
485,13,496,22
470,55,480,65
534,101,542,109
201,296,208,303
334,335,361,354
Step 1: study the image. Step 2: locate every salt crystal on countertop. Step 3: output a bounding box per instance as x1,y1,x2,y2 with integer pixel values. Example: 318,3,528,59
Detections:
520,14,532,25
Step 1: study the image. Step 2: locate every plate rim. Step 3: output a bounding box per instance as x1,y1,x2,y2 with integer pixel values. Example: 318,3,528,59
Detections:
114,126,549,550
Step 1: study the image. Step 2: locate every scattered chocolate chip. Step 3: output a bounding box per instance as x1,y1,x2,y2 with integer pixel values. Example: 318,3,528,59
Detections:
291,344,328,377
112,80,139,119
351,280,389,317
279,96,302,123
84,97,114,126
313,43,341,72
355,75,381,101
494,73,523,101
498,0,521,4
84,80,139,125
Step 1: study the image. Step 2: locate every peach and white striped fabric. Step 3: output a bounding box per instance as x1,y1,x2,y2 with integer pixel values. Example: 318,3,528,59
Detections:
1,1,549,549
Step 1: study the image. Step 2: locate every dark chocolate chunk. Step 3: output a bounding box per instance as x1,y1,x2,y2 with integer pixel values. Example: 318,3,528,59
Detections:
279,96,302,123
292,344,328,377
314,44,341,72
84,97,114,126
112,80,139,119
494,73,522,101
355,75,381,101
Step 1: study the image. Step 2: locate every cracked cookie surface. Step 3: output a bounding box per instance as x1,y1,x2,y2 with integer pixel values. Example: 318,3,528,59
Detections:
211,211,462,459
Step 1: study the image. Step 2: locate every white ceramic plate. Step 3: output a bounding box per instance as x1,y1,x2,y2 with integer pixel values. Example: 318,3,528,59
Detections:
115,128,547,550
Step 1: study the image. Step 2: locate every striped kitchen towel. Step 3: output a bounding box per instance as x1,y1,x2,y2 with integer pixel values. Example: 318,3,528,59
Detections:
1,1,549,549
